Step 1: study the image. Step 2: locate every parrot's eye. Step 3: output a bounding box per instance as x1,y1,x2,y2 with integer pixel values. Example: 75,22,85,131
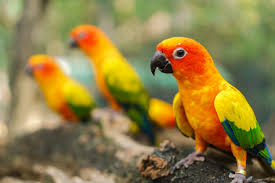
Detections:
35,64,45,70
173,47,187,60
78,32,87,39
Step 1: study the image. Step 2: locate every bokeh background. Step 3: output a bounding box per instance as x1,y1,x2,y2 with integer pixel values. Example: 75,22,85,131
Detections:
0,0,274,143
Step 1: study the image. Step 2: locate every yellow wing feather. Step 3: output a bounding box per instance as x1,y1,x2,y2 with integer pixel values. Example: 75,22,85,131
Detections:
214,86,257,132
102,57,149,108
62,79,94,107
173,92,194,138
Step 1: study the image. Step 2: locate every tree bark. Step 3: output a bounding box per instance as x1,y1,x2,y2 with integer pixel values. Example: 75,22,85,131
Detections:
0,111,274,183
7,0,50,136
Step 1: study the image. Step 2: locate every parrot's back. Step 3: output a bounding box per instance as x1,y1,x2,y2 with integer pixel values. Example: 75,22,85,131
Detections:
101,57,155,143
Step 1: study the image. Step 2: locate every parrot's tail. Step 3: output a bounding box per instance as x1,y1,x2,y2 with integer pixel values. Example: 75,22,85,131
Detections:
125,107,155,144
80,115,93,124
140,114,156,145
255,142,275,174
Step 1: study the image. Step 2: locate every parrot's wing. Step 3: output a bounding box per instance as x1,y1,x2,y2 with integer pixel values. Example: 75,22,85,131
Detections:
102,58,150,114
173,92,194,138
214,86,264,150
102,58,155,142
62,80,95,120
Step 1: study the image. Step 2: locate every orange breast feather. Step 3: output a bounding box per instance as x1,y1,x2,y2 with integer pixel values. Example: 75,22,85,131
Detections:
180,84,231,151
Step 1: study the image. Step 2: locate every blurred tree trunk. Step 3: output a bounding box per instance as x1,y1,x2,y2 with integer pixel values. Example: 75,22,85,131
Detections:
7,0,50,136
96,0,115,36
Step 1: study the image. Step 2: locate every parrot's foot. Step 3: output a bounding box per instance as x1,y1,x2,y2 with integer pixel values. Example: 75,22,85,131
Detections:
229,173,252,183
173,151,205,170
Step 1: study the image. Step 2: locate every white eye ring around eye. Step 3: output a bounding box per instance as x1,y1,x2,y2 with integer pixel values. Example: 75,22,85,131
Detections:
78,32,87,39
36,64,45,70
173,47,187,60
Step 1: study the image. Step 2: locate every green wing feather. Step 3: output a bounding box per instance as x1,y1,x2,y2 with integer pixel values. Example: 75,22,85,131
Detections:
102,57,150,117
173,92,194,138
102,58,149,111
102,57,155,142
214,85,264,149
63,79,95,121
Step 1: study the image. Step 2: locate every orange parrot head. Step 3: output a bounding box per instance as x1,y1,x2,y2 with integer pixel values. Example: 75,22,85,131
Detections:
69,25,106,54
151,37,214,80
25,55,60,80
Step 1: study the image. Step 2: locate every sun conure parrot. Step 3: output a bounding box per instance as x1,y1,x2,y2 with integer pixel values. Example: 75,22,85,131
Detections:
26,54,95,123
150,37,274,183
69,25,175,143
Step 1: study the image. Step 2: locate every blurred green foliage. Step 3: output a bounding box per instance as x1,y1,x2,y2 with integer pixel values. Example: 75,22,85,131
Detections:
1,0,274,123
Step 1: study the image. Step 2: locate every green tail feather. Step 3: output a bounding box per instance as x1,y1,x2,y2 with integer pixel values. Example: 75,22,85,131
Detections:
254,143,275,175
126,107,155,144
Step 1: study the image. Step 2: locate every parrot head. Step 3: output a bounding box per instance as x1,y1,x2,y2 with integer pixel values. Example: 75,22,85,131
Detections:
151,37,213,79
26,55,60,80
69,25,106,54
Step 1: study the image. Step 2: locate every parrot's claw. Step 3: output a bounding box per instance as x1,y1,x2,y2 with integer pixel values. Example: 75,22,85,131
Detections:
229,173,252,183
173,151,205,170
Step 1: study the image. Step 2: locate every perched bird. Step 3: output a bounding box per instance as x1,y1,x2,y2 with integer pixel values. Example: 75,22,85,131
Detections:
150,37,274,183
26,54,95,122
69,25,175,143
69,25,155,143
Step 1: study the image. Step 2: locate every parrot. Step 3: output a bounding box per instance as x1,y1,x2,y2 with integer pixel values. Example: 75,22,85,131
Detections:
69,25,175,143
150,37,274,183
26,54,96,123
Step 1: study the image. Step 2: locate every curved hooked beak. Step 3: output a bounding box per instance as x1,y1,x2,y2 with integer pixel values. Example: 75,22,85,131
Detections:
69,38,79,48
150,51,173,75
25,64,33,77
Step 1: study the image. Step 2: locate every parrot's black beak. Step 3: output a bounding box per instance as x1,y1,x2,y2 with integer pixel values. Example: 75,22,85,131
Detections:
25,64,33,77
69,38,79,48
150,50,173,75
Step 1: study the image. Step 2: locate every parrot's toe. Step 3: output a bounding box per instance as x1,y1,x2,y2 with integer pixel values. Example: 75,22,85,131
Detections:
173,151,205,170
229,173,252,183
